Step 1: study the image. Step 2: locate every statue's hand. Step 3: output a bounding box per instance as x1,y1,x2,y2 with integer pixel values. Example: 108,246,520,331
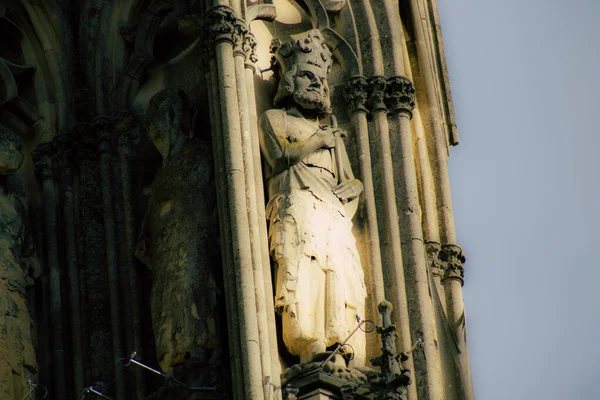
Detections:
315,127,344,149
333,179,364,202
275,293,298,318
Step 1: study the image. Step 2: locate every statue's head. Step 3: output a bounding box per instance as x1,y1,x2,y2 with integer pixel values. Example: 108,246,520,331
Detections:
145,89,191,161
272,30,333,117
0,124,24,176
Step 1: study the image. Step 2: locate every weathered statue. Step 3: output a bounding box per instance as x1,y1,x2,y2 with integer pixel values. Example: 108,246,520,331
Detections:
136,89,223,386
0,125,39,398
259,30,366,364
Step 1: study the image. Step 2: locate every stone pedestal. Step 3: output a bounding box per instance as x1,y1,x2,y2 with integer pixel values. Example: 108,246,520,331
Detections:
283,364,371,400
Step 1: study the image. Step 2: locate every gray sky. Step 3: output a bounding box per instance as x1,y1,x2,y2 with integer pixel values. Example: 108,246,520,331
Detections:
437,1,600,399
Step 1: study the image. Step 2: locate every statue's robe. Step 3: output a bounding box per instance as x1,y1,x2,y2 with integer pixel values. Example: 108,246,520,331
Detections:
0,192,38,399
259,109,366,360
136,140,222,385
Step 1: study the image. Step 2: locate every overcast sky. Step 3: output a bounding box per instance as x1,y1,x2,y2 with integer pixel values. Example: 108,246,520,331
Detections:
437,1,600,399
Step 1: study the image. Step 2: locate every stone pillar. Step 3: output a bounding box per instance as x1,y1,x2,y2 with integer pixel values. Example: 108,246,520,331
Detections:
233,18,275,397
345,76,385,308
55,133,85,396
243,29,282,397
205,5,264,399
440,244,474,399
96,117,127,399
114,113,145,400
205,46,244,400
72,129,114,395
367,76,417,400
32,143,66,400
386,76,443,399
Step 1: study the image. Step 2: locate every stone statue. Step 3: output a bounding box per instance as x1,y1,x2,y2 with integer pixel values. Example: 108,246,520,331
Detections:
0,125,40,398
259,30,366,365
136,89,223,386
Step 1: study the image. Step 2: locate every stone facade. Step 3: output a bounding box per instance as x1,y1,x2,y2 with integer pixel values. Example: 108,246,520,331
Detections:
0,1,472,399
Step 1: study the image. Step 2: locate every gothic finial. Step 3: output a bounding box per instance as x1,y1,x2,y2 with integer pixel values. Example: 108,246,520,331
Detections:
370,300,411,400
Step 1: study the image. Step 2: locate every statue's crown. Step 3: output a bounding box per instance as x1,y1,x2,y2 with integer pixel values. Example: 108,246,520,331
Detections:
270,29,333,75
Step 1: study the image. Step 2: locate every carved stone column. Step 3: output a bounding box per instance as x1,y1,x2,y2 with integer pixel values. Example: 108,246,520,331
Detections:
32,142,66,400
205,6,264,399
345,76,385,308
387,76,443,400
96,117,127,399
203,39,244,400
440,244,473,399
72,128,114,395
114,113,145,399
233,18,275,396
55,133,85,396
368,77,415,393
243,28,281,396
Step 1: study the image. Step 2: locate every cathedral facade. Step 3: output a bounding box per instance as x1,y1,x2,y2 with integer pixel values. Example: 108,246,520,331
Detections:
0,0,473,399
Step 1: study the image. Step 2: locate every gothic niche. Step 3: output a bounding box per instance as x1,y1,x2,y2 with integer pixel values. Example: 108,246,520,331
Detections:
136,89,224,389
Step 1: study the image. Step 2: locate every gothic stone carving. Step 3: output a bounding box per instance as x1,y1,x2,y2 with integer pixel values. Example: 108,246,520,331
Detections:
135,89,222,386
440,244,466,285
425,241,443,280
0,124,40,399
259,29,366,365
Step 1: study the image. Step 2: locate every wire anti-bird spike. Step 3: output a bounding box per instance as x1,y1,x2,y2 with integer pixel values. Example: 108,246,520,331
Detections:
20,379,48,400
117,350,218,392
320,315,373,367
80,387,113,400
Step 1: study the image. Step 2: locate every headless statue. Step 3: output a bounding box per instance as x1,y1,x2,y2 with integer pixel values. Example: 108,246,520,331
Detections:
136,89,223,386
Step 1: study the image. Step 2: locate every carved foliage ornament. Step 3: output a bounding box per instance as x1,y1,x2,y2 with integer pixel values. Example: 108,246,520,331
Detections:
368,76,388,113
386,76,416,116
203,6,257,65
204,6,237,46
344,76,369,115
440,244,466,285
425,241,443,280
32,142,56,181
359,76,416,116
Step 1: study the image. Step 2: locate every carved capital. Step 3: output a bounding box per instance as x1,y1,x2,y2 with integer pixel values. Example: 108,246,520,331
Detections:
243,31,258,69
386,76,415,117
232,18,248,57
53,133,75,176
440,244,466,285
425,241,443,280
368,76,387,113
71,123,99,163
344,76,369,115
32,142,57,181
205,6,238,47
93,116,113,154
